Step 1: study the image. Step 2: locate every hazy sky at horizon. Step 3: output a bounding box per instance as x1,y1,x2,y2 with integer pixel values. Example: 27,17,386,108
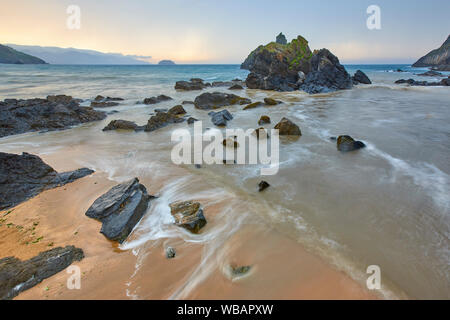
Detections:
1,0,449,64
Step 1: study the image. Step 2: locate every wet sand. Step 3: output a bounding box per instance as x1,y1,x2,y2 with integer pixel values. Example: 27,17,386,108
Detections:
0,153,378,300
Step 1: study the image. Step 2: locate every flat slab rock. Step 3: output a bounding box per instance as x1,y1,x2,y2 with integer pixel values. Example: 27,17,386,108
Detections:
169,200,207,234
85,178,153,243
0,152,94,210
0,246,84,300
0,95,106,138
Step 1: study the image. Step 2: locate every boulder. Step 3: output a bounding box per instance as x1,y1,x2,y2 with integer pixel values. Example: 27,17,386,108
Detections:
417,70,444,77
274,117,301,136
300,49,353,94
0,96,106,138
90,101,120,108
175,79,208,91
0,246,84,300
166,247,176,259
194,92,251,110
352,70,372,85
264,97,281,105
169,200,207,234
168,105,187,115
228,84,244,90
143,95,173,105
102,120,138,131
0,152,94,210
394,77,449,86
243,101,263,110
336,135,366,152
258,181,270,192
85,178,153,243
208,110,233,126
144,111,185,132
258,115,271,125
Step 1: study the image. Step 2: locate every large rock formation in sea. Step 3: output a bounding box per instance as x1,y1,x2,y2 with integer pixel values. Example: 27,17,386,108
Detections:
0,44,47,64
0,246,84,300
0,152,94,210
241,34,352,93
0,95,107,138
412,35,450,71
158,60,176,65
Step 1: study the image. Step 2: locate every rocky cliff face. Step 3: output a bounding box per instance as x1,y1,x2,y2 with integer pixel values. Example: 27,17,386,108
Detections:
412,35,450,71
0,44,47,64
241,34,352,93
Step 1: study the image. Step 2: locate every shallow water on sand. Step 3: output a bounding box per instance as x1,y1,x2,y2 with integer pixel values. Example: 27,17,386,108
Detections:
0,64,449,299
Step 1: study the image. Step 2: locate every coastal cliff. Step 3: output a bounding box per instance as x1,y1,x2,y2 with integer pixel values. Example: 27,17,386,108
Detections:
412,35,450,71
0,44,47,65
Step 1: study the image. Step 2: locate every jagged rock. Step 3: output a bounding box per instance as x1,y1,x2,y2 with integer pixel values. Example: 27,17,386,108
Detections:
143,95,173,105
258,115,271,125
187,117,198,125
229,84,244,90
276,32,287,45
264,97,281,105
0,246,84,300
352,70,372,85
144,111,185,132
102,120,138,131
168,105,187,115
194,92,250,110
208,110,233,126
274,118,301,136
0,96,106,138
258,181,270,192
0,152,94,210
412,35,450,70
85,178,153,243
336,135,366,152
243,102,263,110
300,49,353,94
166,247,176,259
169,200,207,234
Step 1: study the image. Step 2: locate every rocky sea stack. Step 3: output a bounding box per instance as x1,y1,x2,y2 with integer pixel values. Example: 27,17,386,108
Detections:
241,34,352,93
412,35,450,71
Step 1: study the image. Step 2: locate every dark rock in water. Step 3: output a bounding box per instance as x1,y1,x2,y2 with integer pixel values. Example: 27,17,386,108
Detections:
395,77,450,86
274,117,301,136
208,110,233,126
276,32,287,45
241,35,313,91
258,115,271,125
175,79,209,91
412,35,450,70
194,92,250,110
85,178,153,243
102,120,138,131
91,101,120,108
168,105,187,115
352,70,372,85
417,70,444,77
0,95,106,138
144,111,185,132
143,95,173,105
243,101,263,110
187,117,198,125
166,247,176,259
169,200,207,234
0,246,84,300
229,84,244,90
336,135,366,152
264,97,281,105
0,152,94,210
300,49,353,94
258,181,270,192
329,136,337,141
182,100,195,105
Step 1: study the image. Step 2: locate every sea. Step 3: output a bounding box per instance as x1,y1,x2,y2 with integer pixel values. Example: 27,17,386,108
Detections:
0,63,449,299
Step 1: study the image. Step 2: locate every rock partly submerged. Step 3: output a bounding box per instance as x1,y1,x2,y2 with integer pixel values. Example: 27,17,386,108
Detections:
169,200,207,234
395,77,450,87
85,178,153,243
336,135,366,152
102,120,139,131
0,152,94,210
274,117,301,136
208,110,233,126
352,70,372,85
144,110,186,132
194,92,251,110
143,95,173,105
0,95,106,138
0,246,84,300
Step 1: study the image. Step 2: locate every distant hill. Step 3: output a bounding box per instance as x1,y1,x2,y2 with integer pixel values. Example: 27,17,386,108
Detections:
412,35,450,71
158,60,176,65
7,44,151,65
0,44,47,64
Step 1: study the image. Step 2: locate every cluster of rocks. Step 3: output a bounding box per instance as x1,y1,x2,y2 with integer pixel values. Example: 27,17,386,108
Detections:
0,152,94,210
175,78,244,91
143,94,173,105
395,77,450,86
241,34,366,94
0,95,107,138
90,95,124,108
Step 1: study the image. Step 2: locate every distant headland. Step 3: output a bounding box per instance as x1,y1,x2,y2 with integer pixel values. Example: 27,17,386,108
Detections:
158,60,176,65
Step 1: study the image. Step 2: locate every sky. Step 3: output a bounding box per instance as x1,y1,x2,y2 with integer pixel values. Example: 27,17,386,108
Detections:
1,0,449,64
